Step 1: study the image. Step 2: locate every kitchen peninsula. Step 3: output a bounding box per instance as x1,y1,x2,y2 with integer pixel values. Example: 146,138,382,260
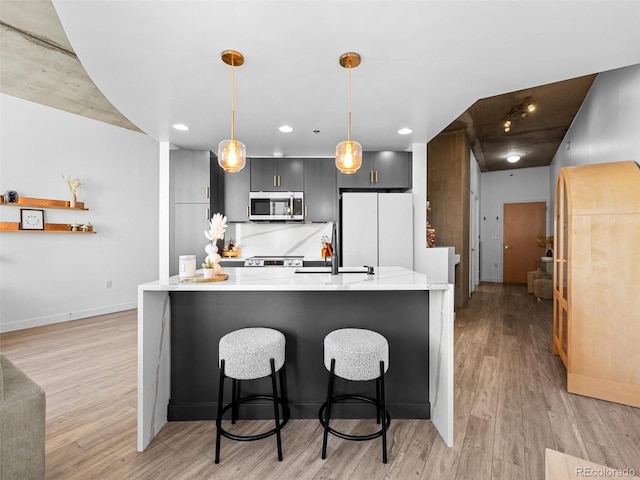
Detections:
137,266,454,451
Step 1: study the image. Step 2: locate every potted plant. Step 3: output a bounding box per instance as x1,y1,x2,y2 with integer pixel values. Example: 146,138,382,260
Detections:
202,258,216,279
536,234,554,259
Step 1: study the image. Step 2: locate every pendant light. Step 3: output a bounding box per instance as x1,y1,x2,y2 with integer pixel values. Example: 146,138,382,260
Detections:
335,52,362,174
218,50,246,173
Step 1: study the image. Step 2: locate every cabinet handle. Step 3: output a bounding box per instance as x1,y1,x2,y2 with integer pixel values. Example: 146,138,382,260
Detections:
205,186,210,199
375,170,379,183
273,176,277,187
278,176,281,187
305,206,308,217
369,171,374,183
205,207,210,220
246,206,250,217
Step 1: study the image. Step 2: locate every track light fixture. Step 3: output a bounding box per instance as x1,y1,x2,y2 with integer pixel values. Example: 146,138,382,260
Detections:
503,98,536,133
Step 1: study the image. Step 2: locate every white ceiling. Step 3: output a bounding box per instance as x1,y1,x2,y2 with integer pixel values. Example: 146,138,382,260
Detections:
51,1,640,157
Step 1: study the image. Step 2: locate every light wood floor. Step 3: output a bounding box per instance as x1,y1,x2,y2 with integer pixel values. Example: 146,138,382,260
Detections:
1,283,639,479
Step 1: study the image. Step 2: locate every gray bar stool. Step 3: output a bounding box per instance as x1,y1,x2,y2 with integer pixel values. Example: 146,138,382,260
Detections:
319,328,390,463
215,327,289,463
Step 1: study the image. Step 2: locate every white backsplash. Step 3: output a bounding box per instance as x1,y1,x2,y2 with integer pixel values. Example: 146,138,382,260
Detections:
228,222,333,258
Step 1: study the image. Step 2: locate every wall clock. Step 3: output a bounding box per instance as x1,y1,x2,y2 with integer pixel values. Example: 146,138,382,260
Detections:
20,209,45,230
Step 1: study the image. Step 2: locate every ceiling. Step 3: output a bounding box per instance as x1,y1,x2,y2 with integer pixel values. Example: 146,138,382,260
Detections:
0,0,141,132
2,1,639,172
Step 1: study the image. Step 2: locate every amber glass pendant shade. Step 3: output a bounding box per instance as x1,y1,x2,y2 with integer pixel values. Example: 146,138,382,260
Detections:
335,140,363,174
217,139,246,173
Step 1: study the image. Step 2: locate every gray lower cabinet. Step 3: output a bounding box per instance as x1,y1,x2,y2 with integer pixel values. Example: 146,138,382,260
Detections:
250,157,304,191
303,158,337,222
173,203,211,273
222,157,251,222
337,151,411,190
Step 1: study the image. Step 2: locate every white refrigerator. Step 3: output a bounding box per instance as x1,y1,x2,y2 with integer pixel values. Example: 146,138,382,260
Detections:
341,192,414,269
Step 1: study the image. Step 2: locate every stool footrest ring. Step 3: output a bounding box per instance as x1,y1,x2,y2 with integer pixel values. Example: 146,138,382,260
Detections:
319,394,391,442
217,394,290,442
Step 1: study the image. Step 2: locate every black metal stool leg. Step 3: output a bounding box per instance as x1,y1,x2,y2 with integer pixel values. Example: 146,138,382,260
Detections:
321,358,336,460
380,361,388,464
279,364,288,407
270,358,283,461
376,377,381,424
231,379,240,424
215,360,226,464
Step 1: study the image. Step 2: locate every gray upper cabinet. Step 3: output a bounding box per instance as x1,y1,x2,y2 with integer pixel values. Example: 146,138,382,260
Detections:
223,158,251,222
303,158,337,222
372,151,412,189
172,150,211,203
171,149,214,275
336,155,374,188
251,158,304,191
337,151,411,190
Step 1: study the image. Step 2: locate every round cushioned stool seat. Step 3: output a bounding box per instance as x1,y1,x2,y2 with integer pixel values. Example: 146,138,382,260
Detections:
219,327,285,380
324,328,389,381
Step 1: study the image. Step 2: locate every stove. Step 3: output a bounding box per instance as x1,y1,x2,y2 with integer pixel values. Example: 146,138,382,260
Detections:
243,256,304,267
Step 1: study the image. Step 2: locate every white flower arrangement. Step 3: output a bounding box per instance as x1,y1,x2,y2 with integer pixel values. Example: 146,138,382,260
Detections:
203,213,228,275
62,174,82,195
204,212,228,243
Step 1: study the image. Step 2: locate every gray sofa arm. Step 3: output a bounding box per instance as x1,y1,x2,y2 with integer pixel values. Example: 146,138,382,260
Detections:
0,354,46,480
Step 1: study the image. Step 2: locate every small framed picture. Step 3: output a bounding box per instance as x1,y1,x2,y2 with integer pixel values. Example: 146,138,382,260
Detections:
20,208,45,230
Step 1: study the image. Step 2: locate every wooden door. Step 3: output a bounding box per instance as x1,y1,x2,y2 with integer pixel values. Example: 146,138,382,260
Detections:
503,202,546,283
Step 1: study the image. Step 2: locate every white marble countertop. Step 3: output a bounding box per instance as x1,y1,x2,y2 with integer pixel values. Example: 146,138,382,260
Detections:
139,266,450,292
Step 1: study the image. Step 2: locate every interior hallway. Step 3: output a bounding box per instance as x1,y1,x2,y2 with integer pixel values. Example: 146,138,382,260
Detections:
1,283,638,479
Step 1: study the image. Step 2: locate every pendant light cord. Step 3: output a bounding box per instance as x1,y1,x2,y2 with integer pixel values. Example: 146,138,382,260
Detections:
347,61,352,142
231,57,235,141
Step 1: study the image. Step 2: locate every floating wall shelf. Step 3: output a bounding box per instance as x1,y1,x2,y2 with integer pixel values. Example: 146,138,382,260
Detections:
0,196,88,210
0,196,95,233
0,222,96,233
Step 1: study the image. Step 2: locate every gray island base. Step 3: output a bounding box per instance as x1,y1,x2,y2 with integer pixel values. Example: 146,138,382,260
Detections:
169,289,429,420
138,267,454,451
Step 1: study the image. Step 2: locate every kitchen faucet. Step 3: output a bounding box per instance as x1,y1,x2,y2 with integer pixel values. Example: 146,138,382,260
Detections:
331,222,339,275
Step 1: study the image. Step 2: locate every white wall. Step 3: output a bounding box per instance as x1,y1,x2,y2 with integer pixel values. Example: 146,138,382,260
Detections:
549,63,640,208
411,143,429,276
0,94,159,332
479,166,550,283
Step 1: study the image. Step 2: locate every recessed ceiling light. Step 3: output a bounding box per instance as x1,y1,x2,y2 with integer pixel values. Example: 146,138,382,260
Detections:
507,155,521,163
398,127,413,135
279,125,294,133
172,124,189,131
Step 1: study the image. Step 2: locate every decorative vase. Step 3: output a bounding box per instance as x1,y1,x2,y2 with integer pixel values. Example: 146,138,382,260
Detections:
70,194,77,208
205,243,222,273
202,268,215,279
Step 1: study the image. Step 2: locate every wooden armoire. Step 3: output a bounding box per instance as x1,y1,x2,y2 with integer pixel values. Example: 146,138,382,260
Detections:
553,161,640,407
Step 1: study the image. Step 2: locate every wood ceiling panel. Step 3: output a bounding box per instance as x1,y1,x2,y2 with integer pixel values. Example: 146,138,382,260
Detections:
444,74,597,171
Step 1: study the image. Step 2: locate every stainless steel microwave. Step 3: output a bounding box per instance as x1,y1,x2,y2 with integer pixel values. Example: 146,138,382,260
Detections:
249,191,304,221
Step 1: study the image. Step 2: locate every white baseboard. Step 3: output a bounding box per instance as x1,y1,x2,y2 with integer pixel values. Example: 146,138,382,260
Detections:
480,277,502,283
0,303,137,333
